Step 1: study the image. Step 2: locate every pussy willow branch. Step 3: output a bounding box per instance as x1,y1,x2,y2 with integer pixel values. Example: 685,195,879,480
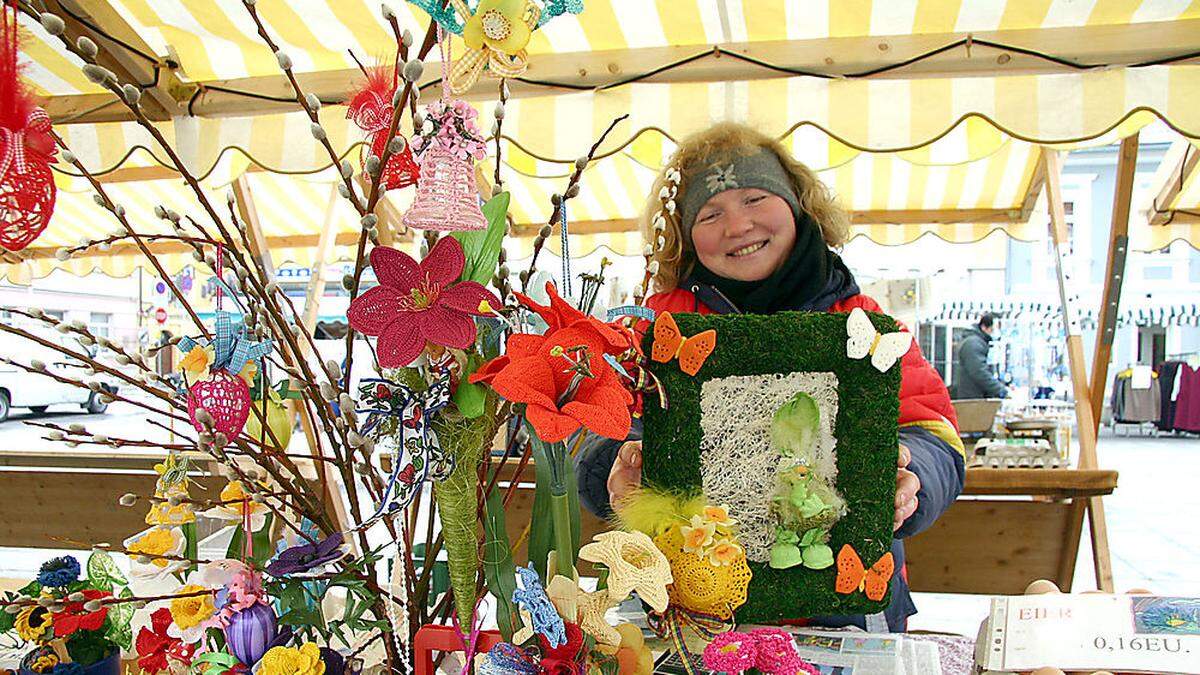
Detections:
49,132,208,337
2,306,166,382
522,114,629,292
0,358,189,425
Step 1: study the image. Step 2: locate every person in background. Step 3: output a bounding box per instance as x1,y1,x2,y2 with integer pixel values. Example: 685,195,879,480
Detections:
574,122,964,633
954,313,1008,399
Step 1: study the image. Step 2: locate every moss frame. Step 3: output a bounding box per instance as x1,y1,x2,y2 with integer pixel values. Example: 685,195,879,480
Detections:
641,311,901,622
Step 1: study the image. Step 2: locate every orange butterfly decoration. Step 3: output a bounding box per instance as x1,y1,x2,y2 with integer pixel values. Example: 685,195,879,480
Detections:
834,544,894,602
650,312,716,376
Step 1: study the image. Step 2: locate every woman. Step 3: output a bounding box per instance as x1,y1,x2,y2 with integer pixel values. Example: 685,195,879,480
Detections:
575,122,965,632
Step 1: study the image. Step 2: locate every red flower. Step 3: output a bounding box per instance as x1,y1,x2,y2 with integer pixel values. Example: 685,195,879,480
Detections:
136,608,181,673
398,465,416,484
347,237,500,368
52,589,110,637
470,283,635,443
539,622,584,674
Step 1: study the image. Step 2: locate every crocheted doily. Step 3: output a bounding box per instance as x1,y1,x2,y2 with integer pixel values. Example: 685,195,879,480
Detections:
654,525,751,619
699,372,842,562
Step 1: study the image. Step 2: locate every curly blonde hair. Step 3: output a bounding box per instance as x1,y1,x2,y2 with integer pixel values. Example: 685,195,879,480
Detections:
643,122,849,293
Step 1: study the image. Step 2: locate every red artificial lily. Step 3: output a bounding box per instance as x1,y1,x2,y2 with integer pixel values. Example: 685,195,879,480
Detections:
52,589,110,637
347,237,500,368
136,608,186,673
470,283,635,443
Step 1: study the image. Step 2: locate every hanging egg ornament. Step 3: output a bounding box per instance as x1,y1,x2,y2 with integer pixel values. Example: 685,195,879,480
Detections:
188,370,253,439
0,4,57,252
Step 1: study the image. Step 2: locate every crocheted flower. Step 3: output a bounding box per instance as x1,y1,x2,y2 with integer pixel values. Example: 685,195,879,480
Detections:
464,0,532,55
145,486,196,526
25,650,59,674
15,605,53,642
347,238,500,368
202,481,268,531
576,589,620,646
168,584,217,644
259,642,326,675
124,527,188,580
537,622,583,675
748,627,813,675
702,631,757,673
36,556,80,588
470,283,635,442
51,589,110,637
265,532,346,577
680,515,716,555
577,531,672,612
136,607,188,673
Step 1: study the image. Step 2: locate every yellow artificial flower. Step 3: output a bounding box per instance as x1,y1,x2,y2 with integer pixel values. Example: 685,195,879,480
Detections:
146,499,196,526
707,539,745,567
170,584,216,632
29,653,59,673
702,504,737,529
259,642,326,675
178,346,212,382
126,527,183,568
238,360,258,385
463,0,531,55
15,605,53,642
680,515,716,554
202,480,269,530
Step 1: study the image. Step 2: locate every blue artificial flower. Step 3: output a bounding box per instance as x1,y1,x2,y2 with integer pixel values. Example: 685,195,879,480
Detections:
37,556,81,587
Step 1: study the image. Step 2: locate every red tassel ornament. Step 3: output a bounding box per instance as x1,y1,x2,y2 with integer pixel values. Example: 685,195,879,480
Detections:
0,1,57,252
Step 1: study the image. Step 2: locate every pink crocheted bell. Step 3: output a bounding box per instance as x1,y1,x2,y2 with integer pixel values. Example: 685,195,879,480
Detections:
188,370,252,438
401,144,486,232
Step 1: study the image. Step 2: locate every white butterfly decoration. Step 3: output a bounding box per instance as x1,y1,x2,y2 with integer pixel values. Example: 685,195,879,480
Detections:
846,307,913,372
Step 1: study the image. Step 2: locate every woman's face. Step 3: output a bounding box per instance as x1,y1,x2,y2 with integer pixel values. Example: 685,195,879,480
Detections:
690,187,797,281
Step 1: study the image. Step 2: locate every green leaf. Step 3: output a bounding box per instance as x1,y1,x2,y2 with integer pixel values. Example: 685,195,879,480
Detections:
106,587,135,650
225,514,275,566
452,192,510,285
17,581,42,597
0,593,18,632
86,549,127,592
482,476,518,640
453,353,487,418
194,651,241,675
182,521,199,562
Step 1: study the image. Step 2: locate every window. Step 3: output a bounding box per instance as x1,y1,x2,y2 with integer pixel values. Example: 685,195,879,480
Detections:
89,312,112,337
918,322,950,383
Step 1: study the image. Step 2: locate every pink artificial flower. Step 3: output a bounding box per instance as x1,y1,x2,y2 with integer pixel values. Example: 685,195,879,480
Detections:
702,631,757,674
348,237,501,368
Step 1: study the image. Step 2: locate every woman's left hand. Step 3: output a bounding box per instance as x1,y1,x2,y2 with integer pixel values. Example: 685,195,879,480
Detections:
894,443,920,531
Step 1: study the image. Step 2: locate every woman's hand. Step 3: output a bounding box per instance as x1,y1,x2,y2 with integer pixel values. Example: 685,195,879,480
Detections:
894,443,920,531
607,441,643,510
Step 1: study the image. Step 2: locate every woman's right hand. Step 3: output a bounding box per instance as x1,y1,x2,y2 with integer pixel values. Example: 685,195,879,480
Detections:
607,441,643,509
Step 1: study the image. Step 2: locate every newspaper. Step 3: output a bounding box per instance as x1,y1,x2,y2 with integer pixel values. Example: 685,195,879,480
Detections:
791,631,941,675
650,630,942,675
976,594,1200,674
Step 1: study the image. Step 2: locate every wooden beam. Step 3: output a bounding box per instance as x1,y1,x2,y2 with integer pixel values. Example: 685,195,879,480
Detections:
1146,140,1199,226
299,186,341,334
231,175,274,278
43,18,1200,124
41,0,183,121
510,218,637,237
850,208,1022,225
1018,147,1049,222
1042,147,1115,593
1089,134,1138,422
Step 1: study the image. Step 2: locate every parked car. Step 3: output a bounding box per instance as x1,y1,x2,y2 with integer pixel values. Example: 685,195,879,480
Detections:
0,330,119,422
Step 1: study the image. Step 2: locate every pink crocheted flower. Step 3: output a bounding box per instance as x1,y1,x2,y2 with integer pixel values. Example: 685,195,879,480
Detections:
701,631,757,673
347,237,501,367
749,628,815,675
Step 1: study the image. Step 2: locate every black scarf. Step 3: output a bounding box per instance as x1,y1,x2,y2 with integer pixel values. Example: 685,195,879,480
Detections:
686,211,858,314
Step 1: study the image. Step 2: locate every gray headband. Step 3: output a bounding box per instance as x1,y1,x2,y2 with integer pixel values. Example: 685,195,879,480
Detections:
679,147,801,244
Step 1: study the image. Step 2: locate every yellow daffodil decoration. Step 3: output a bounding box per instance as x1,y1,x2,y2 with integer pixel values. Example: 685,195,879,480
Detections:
259,642,326,675
448,0,540,94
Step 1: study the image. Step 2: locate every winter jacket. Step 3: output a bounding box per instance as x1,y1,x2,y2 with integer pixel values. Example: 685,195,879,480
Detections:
574,282,965,632
954,326,1007,399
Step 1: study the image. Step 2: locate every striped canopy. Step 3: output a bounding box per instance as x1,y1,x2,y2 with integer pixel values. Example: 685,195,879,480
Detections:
6,0,1200,281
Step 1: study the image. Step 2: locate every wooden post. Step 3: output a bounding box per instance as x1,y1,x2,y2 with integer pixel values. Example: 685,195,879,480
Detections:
1089,134,1139,422
232,175,275,279
1041,148,1115,592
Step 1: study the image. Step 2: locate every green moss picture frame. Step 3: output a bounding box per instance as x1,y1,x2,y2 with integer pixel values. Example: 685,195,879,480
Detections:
641,310,902,622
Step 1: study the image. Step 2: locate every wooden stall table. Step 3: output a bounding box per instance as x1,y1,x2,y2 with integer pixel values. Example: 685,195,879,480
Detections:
905,467,1117,595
